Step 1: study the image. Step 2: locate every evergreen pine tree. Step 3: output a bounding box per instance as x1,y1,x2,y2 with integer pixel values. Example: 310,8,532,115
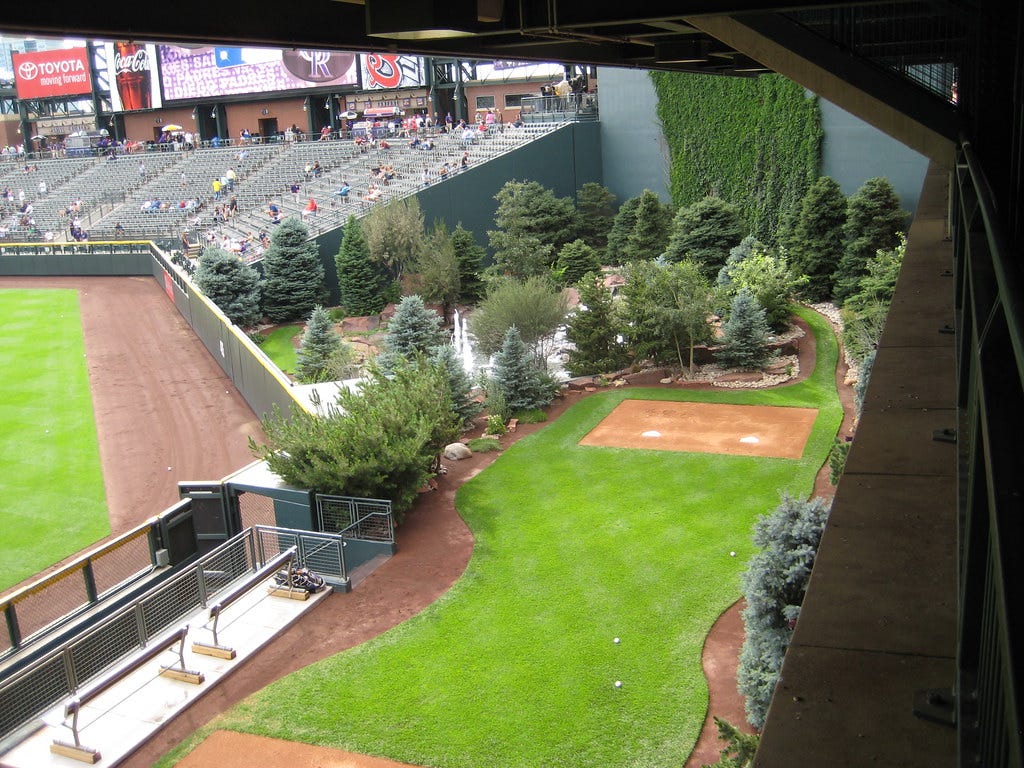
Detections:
574,182,617,255
623,189,671,262
336,215,387,317
832,176,906,304
605,195,641,265
194,246,262,326
556,239,602,286
716,288,772,369
295,305,343,383
260,217,327,323
487,180,576,276
432,343,482,427
450,223,485,303
565,272,630,376
492,326,553,413
664,196,747,278
738,495,830,728
787,176,847,302
377,294,447,373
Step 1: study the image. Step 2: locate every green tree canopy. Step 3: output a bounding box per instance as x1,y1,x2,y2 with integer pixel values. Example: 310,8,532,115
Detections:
416,221,461,322
624,190,673,262
716,288,773,370
261,217,327,323
620,259,715,370
491,326,555,413
336,215,388,317
295,305,345,383
555,239,602,286
377,294,447,373
450,223,486,303
574,182,617,254
718,249,806,330
785,176,847,302
469,276,568,360
565,272,630,377
194,246,262,327
832,176,906,305
432,343,482,428
488,180,576,276
251,357,462,522
663,196,747,278
362,196,425,282
604,195,641,266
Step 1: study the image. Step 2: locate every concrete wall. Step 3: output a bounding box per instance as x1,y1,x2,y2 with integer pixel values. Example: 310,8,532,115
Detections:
596,67,672,206
597,67,928,217
819,97,929,217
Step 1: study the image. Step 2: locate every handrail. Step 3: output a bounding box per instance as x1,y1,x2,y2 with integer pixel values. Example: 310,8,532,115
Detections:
958,141,1024,382
197,546,296,652
59,626,194,749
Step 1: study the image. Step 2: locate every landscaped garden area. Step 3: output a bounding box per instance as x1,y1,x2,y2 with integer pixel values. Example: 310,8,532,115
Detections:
159,306,840,768
0,289,108,591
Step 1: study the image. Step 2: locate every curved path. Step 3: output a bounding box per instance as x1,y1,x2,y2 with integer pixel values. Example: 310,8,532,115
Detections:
0,277,851,767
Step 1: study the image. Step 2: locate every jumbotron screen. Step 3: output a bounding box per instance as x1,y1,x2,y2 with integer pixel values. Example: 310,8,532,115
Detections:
158,45,359,101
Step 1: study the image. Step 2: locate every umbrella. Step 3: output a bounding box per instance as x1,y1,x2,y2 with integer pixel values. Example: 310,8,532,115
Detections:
161,124,184,132
30,135,45,141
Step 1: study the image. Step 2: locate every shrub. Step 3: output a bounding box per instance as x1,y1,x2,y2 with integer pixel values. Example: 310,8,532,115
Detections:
513,408,548,424
467,437,502,452
485,414,507,436
828,439,850,485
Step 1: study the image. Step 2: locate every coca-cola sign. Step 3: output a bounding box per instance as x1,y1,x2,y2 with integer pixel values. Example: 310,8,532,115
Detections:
104,42,162,112
13,48,93,99
114,46,150,76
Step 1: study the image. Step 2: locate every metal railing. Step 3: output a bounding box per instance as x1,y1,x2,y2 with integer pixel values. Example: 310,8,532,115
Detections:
0,520,159,660
0,528,267,745
952,141,1024,768
316,495,394,542
254,526,348,585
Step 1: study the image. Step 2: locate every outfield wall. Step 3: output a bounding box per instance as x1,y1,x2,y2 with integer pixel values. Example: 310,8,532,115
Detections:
0,241,302,421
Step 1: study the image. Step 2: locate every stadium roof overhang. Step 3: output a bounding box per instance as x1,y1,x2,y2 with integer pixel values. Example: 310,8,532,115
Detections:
0,0,906,77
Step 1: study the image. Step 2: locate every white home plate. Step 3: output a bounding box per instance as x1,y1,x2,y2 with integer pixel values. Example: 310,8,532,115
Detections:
739,435,760,444
642,430,662,438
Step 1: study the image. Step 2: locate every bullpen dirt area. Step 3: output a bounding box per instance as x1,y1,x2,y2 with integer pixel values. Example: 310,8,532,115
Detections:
579,400,818,459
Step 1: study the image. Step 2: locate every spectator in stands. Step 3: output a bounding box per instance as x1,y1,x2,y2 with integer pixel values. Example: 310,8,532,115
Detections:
380,138,391,150
445,112,453,132
422,166,430,186
460,152,470,172
212,178,223,200
228,195,238,219
267,202,281,224
38,180,47,196
332,181,351,203
364,185,382,202
302,197,318,219
290,182,301,202
240,128,251,144
320,125,331,140
226,168,237,191
312,161,323,178
115,223,127,238
485,108,496,126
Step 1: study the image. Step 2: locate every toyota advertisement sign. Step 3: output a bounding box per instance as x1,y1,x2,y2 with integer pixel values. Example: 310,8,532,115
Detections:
157,45,358,101
13,47,93,99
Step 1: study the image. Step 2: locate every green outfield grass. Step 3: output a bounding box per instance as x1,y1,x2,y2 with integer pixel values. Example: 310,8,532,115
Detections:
0,289,109,593
258,325,301,375
161,306,841,768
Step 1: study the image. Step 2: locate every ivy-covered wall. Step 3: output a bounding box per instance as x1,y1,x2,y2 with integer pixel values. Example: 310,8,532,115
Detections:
650,71,822,243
